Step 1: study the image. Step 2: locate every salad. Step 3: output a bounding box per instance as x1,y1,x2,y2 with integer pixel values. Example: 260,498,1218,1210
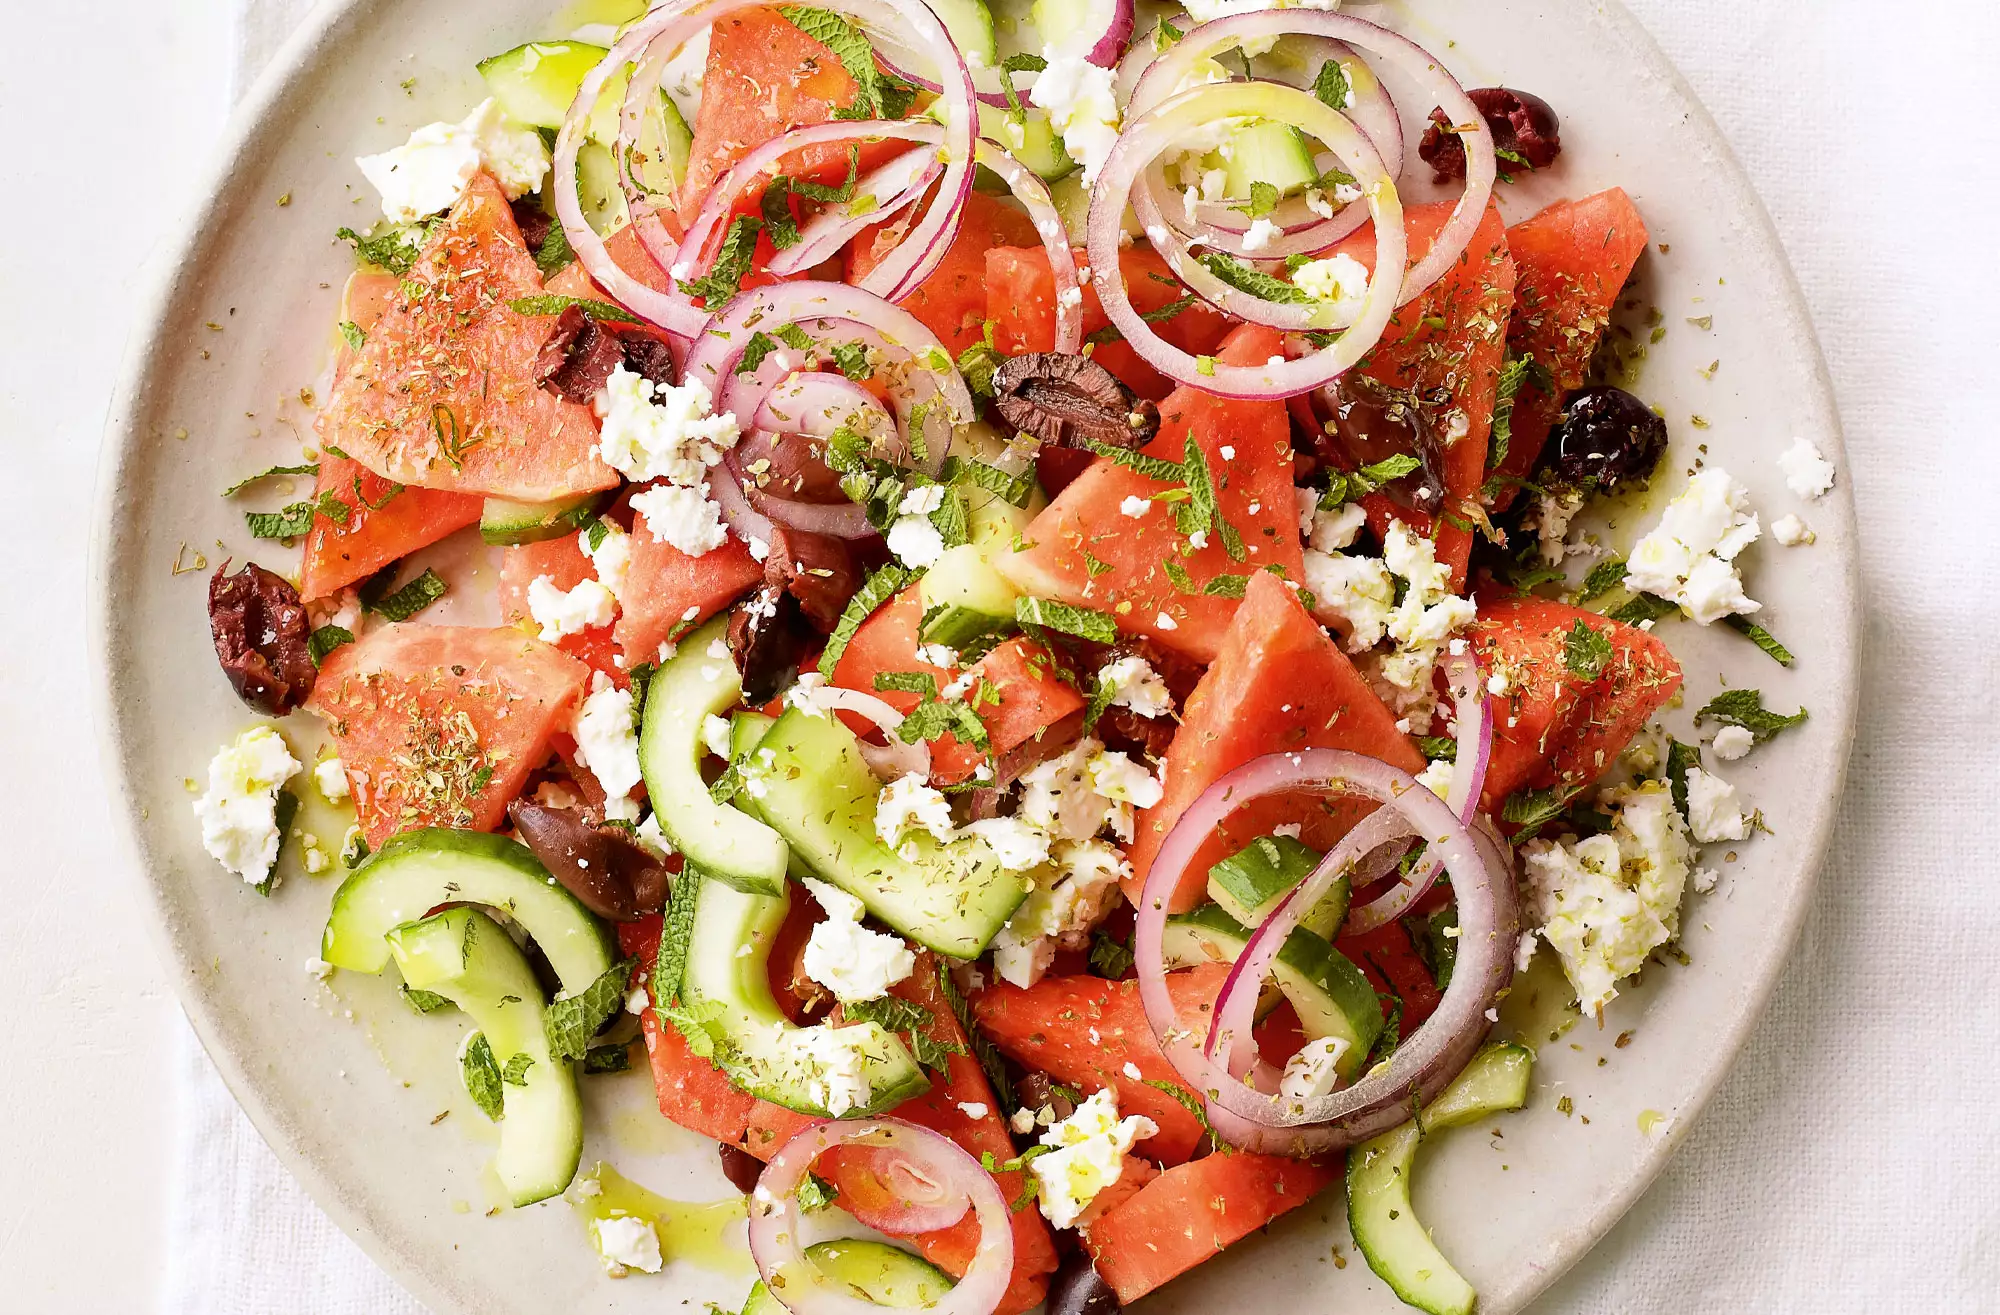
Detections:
190,0,1833,1310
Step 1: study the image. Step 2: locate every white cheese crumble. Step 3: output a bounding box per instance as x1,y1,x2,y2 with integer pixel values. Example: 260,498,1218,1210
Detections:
774,1020,880,1116
1303,549,1396,650
701,714,735,762
957,1101,990,1120
1119,495,1151,519
527,573,617,642
1711,725,1755,761
356,98,550,223
991,840,1130,988
1240,217,1281,252
1030,52,1122,182
573,673,643,822
965,816,1053,872
582,520,633,600
1020,738,1159,844
592,1216,663,1276
1684,766,1750,842
1778,437,1836,500
1624,469,1761,625
1290,252,1370,321
1348,523,1480,733
1520,781,1692,1016
1030,1089,1159,1229
193,726,302,882
1771,512,1815,546
1307,500,1367,554
630,482,728,558
313,757,350,803
875,773,958,848
1097,655,1172,718
886,486,949,569
800,878,915,1004
1279,1036,1349,1100
597,367,741,486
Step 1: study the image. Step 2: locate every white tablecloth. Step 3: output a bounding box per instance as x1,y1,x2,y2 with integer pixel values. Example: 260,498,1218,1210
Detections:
166,0,2000,1311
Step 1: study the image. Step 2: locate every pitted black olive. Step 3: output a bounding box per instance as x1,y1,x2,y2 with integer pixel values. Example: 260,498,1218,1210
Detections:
507,799,672,920
993,352,1159,449
728,584,812,706
1542,385,1668,490
208,561,317,715
1419,87,1562,183
1046,1257,1121,1315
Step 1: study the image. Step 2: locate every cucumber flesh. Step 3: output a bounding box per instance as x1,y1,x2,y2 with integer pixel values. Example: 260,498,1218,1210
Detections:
741,1239,955,1314
919,544,1020,650
680,875,928,1116
389,907,583,1205
978,102,1077,182
478,491,606,546
925,0,998,73
477,40,610,130
751,708,1029,959
320,829,615,994
1207,833,1349,940
1345,1043,1535,1315
637,616,791,897
1161,903,1381,1079
1222,119,1321,200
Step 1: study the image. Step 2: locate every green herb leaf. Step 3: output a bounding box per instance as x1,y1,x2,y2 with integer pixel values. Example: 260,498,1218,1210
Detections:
1161,558,1197,594
500,1053,535,1086
223,463,321,497
1607,592,1680,626
1143,1079,1228,1154
1202,573,1249,598
937,960,1011,1109
1180,435,1246,561
1695,689,1808,742
737,330,783,375
653,871,702,1011
760,183,802,250
677,215,763,305
251,788,300,896
785,145,863,204
942,455,1034,508
845,996,932,1034
534,219,575,277
582,1041,633,1074
1322,453,1421,508
1487,355,1550,470
1234,181,1280,220
1312,59,1351,110
953,337,1006,399
820,564,914,678
1416,736,1457,762
336,224,425,276
1723,615,1796,666
1576,558,1630,604
1664,739,1700,815
368,568,447,622
795,1173,839,1212
462,1033,505,1120
244,502,319,540
401,985,452,1014
1500,785,1573,835
1015,597,1118,644
1089,931,1135,978
874,670,940,699
338,320,367,351
1080,439,1185,483
506,294,640,324
1197,251,1311,305
1564,620,1614,680
308,625,354,666
780,8,912,119
544,957,638,1063
830,341,871,381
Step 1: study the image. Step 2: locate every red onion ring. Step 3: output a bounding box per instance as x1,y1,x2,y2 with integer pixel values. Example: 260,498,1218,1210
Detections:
766,149,947,279
748,1118,1011,1315
1089,81,1406,398
975,140,1085,354
754,374,893,440
1128,10,1495,306
1132,749,1517,1156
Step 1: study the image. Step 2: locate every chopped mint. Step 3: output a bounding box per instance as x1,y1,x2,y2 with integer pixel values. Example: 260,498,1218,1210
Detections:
401,985,452,1015
819,564,914,679
1015,597,1118,645
500,1053,535,1087
1197,251,1310,305
941,454,1033,508
225,463,320,497
1723,615,1796,666
1181,436,1245,561
533,220,574,278
1607,592,1679,626
1576,558,1630,605
1564,620,1614,680
367,568,447,622
1312,59,1350,111
544,957,638,1063
582,1041,632,1074
1089,931,1135,978
676,216,763,306
1696,689,1807,743
505,294,640,324
337,320,367,352
462,1033,505,1120
1321,453,1421,508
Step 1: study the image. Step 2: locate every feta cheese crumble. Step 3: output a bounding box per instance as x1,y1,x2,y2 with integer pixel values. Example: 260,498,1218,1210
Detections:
1521,781,1692,1016
1240,217,1281,252
774,1020,880,1115
990,840,1129,988
1306,499,1367,554
597,367,742,486
630,482,728,558
527,574,617,642
313,757,350,803
1030,53,1121,182
1624,469,1763,624
1683,766,1750,842
1030,1089,1159,1229
193,726,303,882
1279,1036,1349,1100
356,98,550,224
1778,437,1836,500
1771,512,1815,546
1290,252,1370,320
965,816,1052,872
1303,549,1396,650
801,877,915,1004
573,674,643,822
875,773,958,848
593,1216,663,1275
1097,655,1172,718
1711,725,1755,761
1120,495,1151,519
886,486,949,569
582,520,633,600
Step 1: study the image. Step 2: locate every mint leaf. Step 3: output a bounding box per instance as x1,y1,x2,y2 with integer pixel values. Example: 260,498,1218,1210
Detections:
338,320,367,351
795,1173,839,1212
845,996,932,1034
1181,436,1245,561
224,463,320,497
1501,785,1574,835
308,625,354,666
500,1053,535,1086
506,294,640,324
942,455,1033,508
1322,453,1421,508
583,1041,633,1074
1564,620,1614,680
1417,736,1456,762
245,502,320,540
654,872,702,1012
1607,592,1679,626
779,8,913,119
1576,558,1629,604
462,1033,505,1120
1665,739,1700,815
786,145,864,204
1234,181,1280,220
367,568,447,622
1089,931,1134,978
1080,439,1186,483
401,985,452,1014
1312,59,1350,110
1197,251,1310,305
1723,615,1796,666
1487,355,1550,470
737,330,783,375
1143,1079,1227,1154
937,961,1011,1109
1015,597,1118,645
336,224,424,276
760,183,802,250
677,216,762,306
830,341,871,381
1202,573,1250,598
544,957,638,1063
1696,689,1808,743
534,220,574,277
820,564,914,678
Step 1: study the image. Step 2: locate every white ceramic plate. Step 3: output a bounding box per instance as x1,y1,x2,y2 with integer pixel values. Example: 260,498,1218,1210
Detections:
93,1,1859,1310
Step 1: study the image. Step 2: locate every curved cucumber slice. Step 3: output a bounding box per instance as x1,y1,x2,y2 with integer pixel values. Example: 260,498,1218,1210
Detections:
752,708,1029,959
478,40,611,130
389,907,583,1205
1221,119,1320,199
680,876,927,1116
741,1239,955,1314
977,102,1076,182
478,491,606,546
1161,903,1381,1079
1208,833,1350,940
321,829,615,994
919,544,1020,650
637,615,789,897
1346,1043,1534,1315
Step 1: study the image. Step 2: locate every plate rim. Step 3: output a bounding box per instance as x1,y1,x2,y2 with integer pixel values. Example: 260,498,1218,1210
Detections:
88,1,1861,1310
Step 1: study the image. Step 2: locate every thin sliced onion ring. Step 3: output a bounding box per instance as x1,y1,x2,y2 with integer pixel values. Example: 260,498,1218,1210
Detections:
766,148,947,279
748,1118,1011,1315
1127,9,1495,306
1090,81,1405,399
1133,748,1517,1156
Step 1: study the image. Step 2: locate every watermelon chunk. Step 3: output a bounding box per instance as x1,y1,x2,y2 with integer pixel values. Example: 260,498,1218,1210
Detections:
852,191,1040,356
986,244,1232,401
1127,570,1423,911
317,173,617,503
612,516,763,665
1325,201,1515,589
1488,188,1650,500
1467,596,1682,812
305,623,591,846
298,455,481,601
995,324,1304,664
1082,1152,1337,1304
969,965,1234,1166
496,531,626,684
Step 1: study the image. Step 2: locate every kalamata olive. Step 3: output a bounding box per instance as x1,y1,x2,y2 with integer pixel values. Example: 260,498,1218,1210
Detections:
506,799,672,920
717,1142,764,1194
756,433,850,504
993,352,1160,449
1046,1258,1121,1315
1542,385,1669,489
1418,87,1562,183
208,561,317,716
1013,1072,1078,1124
728,584,812,706
535,306,626,404
510,196,553,254
619,334,677,389
765,525,861,635
1325,374,1449,514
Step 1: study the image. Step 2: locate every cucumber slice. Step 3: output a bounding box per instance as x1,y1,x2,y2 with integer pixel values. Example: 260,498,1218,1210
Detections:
1346,1043,1535,1315
680,875,928,1116
321,829,615,994
575,141,630,235
1221,119,1321,200
388,907,583,1205
919,544,1021,650
1208,834,1349,940
752,708,1030,958
924,0,998,74
477,40,610,130
741,1239,955,1314
478,491,607,546
977,103,1077,182
1161,903,1381,1079
636,616,790,897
